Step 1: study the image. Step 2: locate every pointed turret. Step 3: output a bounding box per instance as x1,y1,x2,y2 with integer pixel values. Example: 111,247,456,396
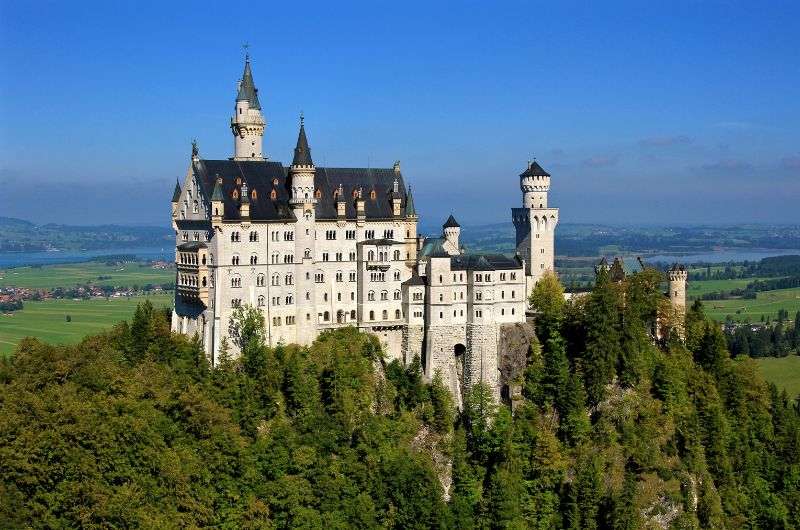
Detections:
289,115,317,210
443,214,460,228
405,185,417,217
292,116,313,167
171,179,181,203
211,175,225,223
231,54,266,160
236,56,261,110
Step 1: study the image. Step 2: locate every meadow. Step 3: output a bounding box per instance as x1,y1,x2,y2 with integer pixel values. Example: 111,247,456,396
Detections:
700,287,800,323
0,262,173,289
755,355,800,399
0,294,173,356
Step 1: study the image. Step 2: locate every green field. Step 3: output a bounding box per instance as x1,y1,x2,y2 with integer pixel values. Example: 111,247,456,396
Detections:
687,278,761,298
0,294,173,356
701,287,800,323
755,355,800,399
0,262,173,289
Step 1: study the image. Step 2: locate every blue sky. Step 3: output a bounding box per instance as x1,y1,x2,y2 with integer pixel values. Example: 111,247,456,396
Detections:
1,0,798,227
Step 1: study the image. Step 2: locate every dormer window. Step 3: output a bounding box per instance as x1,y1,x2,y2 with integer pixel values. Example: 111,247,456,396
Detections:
370,190,376,200
232,189,239,200
251,189,257,200
270,189,277,200
315,189,322,199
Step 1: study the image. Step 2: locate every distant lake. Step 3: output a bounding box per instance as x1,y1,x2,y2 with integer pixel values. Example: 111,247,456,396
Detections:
644,248,800,265
0,247,172,268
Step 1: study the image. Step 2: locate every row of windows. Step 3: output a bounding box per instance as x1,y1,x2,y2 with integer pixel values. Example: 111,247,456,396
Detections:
181,232,207,242
367,290,401,301
255,295,294,306
271,315,296,326
178,252,205,265
231,230,295,242
367,250,403,261
321,251,357,262
435,271,518,284
178,273,205,287
435,307,516,319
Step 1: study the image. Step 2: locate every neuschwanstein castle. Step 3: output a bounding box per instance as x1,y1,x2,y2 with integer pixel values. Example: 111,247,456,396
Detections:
171,56,677,404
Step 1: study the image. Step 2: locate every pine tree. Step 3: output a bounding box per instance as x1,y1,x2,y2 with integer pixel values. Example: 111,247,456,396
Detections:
582,269,622,406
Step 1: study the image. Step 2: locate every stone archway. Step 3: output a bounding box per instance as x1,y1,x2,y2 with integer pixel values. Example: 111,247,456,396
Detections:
454,343,466,395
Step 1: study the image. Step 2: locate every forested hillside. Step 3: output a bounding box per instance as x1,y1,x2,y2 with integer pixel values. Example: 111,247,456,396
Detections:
1,270,799,528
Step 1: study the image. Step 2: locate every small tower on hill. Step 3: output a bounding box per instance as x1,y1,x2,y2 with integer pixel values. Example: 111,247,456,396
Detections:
443,215,461,253
668,264,688,314
231,54,266,160
512,160,559,296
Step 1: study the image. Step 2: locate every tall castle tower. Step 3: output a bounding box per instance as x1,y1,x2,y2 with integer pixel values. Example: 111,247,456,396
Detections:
289,116,318,345
512,160,559,296
230,55,266,160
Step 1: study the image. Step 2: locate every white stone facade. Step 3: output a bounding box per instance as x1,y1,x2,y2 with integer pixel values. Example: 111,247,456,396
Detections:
171,57,557,402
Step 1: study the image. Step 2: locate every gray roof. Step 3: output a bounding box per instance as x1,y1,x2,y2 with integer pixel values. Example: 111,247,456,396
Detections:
519,160,550,178
443,214,460,228
360,238,404,246
451,253,522,271
171,179,181,202
419,237,448,258
292,120,313,166
177,241,207,251
176,219,211,230
236,57,261,110
192,159,412,222
402,273,426,287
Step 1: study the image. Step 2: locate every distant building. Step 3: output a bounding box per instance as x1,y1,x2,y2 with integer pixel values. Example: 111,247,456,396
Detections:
171,55,558,403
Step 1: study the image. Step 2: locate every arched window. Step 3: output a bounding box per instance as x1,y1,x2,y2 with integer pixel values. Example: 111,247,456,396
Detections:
250,254,258,265
193,200,198,213
350,310,356,320
251,189,257,200
257,295,265,307
270,189,277,200
271,274,280,286
393,270,400,281
381,290,388,301
382,310,388,320
394,290,401,300
285,274,293,285
257,273,265,286
368,250,375,261
369,310,375,321
304,248,311,259
393,249,400,260
368,291,375,301
323,311,330,321
395,309,401,319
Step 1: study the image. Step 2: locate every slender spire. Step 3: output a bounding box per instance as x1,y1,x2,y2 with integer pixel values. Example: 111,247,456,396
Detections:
236,55,261,110
211,175,225,201
292,114,313,166
171,179,181,202
404,185,416,216
443,214,460,228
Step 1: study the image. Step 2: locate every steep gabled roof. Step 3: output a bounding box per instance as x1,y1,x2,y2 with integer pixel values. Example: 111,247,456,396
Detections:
171,179,181,202
193,159,409,222
404,185,416,216
236,57,261,110
292,120,313,166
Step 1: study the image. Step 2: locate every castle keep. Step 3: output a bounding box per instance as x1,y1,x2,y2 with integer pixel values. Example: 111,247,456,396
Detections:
171,56,566,402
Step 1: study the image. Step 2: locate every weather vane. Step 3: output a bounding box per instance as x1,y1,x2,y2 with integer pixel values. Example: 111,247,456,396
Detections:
242,42,250,60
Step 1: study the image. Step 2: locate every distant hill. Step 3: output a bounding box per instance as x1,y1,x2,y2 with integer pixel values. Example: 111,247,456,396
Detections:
0,217,173,252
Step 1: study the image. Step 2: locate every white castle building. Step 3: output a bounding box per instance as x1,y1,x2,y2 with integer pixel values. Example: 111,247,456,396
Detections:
171,56,560,402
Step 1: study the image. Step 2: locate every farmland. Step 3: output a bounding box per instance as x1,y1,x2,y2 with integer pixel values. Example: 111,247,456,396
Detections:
755,355,800,399
0,262,173,289
0,294,173,356
700,287,800,323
